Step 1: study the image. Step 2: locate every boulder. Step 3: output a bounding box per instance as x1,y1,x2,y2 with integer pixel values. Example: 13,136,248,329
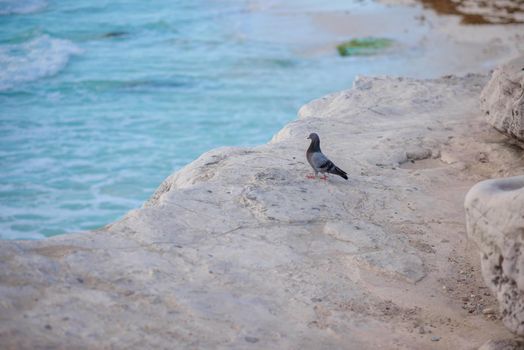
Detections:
478,338,524,350
480,56,524,143
465,175,524,336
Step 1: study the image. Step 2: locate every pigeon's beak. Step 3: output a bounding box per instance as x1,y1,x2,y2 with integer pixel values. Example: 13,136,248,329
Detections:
306,136,310,140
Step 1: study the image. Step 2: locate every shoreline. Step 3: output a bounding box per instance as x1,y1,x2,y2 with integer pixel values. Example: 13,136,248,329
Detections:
2,0,524,240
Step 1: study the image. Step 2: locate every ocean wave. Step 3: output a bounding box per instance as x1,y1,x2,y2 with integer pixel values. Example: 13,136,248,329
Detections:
0,35,83,91
0,0,47,15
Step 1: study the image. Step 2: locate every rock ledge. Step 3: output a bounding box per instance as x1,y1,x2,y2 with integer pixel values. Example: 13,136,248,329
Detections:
1,74,522,349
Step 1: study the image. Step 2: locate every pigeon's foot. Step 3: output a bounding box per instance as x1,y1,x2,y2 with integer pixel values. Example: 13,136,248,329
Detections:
306,174,316,179
320,175,328,180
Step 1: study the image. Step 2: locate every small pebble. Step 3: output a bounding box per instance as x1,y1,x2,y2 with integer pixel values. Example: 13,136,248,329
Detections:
431,336,441,342
482,308,495,315
245,336,259,344
44,324,52,330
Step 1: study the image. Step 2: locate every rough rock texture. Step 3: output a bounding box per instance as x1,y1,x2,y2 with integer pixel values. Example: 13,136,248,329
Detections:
480,55,524,143
465,176,524,336
478,338,524,350
1,75,524,349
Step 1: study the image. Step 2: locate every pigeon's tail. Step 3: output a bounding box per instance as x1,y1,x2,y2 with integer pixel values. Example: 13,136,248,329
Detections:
331,166,348,180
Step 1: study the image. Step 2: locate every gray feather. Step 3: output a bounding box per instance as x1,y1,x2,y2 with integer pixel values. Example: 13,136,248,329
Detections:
310,152,332,172
306,133,348,180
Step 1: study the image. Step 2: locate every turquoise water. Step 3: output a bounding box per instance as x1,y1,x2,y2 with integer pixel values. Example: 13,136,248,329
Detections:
0,0,441,239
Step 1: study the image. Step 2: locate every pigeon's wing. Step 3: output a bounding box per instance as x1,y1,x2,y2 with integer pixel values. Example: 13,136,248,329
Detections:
310,152,334,172
311,151,349,179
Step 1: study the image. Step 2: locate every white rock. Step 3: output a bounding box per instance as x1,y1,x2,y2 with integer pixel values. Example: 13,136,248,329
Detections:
480,56,524,143
0,74,517,349
465,175,524,336
478,338,524,350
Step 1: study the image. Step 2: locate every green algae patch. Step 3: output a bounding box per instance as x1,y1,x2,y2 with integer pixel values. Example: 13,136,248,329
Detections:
337,38,395,57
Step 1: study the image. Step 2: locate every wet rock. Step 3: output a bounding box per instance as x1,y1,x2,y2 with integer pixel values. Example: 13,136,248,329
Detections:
103,31,128,38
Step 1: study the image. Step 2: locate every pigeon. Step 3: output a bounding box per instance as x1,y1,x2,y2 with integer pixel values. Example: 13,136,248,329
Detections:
306,133,348,180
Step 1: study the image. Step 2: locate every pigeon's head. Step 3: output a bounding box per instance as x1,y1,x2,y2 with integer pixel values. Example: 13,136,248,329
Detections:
307,133,319,141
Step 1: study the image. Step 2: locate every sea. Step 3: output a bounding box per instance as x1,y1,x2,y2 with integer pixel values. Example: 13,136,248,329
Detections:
0,0,499,239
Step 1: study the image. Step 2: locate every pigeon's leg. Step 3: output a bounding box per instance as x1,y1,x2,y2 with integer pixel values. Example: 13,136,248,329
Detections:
306,171,318,179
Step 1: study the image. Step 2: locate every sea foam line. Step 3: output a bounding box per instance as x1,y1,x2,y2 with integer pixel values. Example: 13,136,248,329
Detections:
0,0,48,15
0,35,83,91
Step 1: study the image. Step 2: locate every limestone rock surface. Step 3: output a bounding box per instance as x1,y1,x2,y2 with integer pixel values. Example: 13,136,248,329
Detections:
478,338,524,350
480,55,524,142
1,74,523,349
465,176,524,336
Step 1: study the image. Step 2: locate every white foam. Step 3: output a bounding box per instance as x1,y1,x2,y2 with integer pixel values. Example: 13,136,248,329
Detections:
0,35,83,91
0,0,47,15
